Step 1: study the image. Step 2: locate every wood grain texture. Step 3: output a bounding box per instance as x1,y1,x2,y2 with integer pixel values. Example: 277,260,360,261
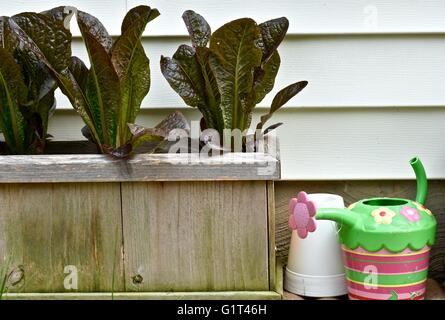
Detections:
274,180,445,281
267,181,276,291
0,152,279,183
121,181,270,292
0,183,124,293
2,291,281,300
3,260,284,299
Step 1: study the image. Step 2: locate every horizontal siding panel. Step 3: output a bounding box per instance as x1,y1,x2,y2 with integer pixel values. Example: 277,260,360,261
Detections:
54,35,445,109
129,0,445,35
48,108,445,180
2,0,127,36
4,1,445,36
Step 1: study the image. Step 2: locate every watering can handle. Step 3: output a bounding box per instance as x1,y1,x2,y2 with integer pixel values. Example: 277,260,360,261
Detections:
410,157,427,205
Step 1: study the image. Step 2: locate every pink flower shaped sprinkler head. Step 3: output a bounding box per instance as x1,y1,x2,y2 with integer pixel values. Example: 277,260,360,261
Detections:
288,191,317,239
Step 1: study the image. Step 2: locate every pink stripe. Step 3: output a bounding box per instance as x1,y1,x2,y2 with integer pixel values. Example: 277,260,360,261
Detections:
349,246,428,255
347,280,427,294
342,250,430,263
349,293,424,300
344,259,429,274
348,287,425,300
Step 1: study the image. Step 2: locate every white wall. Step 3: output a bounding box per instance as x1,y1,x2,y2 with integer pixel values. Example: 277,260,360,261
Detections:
3,0,445,179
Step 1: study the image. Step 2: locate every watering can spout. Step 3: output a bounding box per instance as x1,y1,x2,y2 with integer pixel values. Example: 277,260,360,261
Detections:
316,208,359,228
410,157,428,205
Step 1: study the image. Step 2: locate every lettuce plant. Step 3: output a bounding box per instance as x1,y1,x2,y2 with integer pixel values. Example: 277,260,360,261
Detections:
161,11,308,139
8,6,169,157
0,10,67,154
69,6,163,155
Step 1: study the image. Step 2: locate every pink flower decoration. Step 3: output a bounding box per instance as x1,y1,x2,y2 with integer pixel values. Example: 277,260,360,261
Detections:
400,206,420,222
288,191,317,239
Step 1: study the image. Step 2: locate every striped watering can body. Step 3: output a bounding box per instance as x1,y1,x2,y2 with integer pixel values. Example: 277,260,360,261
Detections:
342,246,430,300
290,158,437,300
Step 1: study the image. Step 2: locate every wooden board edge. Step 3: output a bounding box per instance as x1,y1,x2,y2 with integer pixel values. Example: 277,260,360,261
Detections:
267,181,277,291
2,291,282,300
0,154,280,183
0,139,281,183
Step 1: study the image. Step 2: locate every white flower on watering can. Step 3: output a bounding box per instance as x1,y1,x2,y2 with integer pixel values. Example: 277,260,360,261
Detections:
371,207,396,225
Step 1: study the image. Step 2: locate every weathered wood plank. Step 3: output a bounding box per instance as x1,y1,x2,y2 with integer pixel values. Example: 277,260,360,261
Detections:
0,151,279,183
274,180,445,281
267,181,276,291
0,183,124,293
122,181,270,292
2,258,284,299
3,291,281,300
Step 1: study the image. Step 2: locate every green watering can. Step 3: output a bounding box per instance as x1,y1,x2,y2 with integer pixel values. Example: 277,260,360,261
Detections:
289,157,437,300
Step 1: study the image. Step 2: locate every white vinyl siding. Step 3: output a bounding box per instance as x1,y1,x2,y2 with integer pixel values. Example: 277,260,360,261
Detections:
3,0,445,179
60,36,445,109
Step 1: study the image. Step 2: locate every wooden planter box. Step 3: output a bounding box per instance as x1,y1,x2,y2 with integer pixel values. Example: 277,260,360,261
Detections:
0,141,281,300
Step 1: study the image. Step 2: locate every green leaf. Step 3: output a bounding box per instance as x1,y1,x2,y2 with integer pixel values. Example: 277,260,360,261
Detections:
160,48,206,108
69,56,89,92
10,12,72,72
195,47,223,131
209,18,262,130
271,80,308,111
182,10,211,47
154,110,190,132
1,11,74,154
172,45,206,96
76,11,112,53
41,6,76,28
5,11,71,116
78,14,121,146
35,90,56,139
126,123,166,157
4,8,105,152
256,80,308,130
128,111,190,155
0,48,27,154
56,68,101,149
254,50,280,104
253,17,287,104
121,5,159,34
258,17,289,63
113,6,159,79
111,5,159,145
263,122,283,135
